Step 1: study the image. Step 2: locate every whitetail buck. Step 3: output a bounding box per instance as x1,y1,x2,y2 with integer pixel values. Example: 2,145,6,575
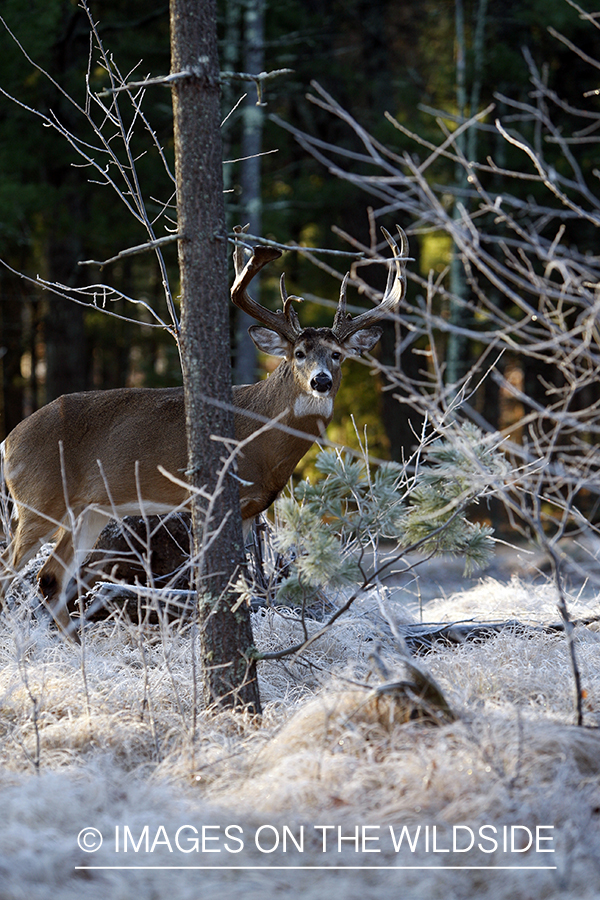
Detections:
0,225,407,639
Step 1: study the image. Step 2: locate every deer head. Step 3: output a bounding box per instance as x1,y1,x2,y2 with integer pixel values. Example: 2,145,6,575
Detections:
231,223,408,415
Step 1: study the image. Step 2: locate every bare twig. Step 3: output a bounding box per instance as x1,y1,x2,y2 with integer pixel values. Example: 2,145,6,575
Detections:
79,233,183,268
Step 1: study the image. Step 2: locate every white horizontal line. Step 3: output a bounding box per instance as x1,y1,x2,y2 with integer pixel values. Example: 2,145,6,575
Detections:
75,865,558,871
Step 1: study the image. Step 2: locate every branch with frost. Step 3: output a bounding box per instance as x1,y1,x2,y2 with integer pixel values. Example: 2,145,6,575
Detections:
79,233,183,268
99,66,294,108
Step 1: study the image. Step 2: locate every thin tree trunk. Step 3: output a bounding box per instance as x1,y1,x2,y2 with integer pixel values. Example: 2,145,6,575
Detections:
234,0,265,386
468,0,488,164
447,0,467,389
0,272,25,435
170,0,261,714
447,0,488,390
44,191,88,402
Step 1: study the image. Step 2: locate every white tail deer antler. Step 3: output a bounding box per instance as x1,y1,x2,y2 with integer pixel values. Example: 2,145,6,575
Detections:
332,225,408,341
231,224,301,341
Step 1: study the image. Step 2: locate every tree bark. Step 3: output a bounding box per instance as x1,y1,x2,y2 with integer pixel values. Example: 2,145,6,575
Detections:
170,0,261,714
446,0,468,390
233,0,265,386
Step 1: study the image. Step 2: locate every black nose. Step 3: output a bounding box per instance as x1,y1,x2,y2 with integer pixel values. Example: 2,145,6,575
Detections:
311,372,333,393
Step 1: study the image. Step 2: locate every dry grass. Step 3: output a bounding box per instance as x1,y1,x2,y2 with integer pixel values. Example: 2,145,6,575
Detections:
1,563,600,899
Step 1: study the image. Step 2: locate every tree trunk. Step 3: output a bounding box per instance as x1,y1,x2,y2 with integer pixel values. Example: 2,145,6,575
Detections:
446,0,468,390
233,0,265,386
0,272,25,436
170,0,261,714
44,178,88,404
447,0,488,390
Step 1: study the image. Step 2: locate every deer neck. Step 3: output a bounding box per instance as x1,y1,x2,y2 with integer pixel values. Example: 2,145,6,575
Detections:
233,360,334,437
232,363,334,520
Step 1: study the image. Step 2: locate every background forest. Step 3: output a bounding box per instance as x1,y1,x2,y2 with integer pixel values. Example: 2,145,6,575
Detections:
1,0,598,478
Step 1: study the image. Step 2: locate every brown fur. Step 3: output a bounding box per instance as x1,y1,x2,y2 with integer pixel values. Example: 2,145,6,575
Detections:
0,329,357,639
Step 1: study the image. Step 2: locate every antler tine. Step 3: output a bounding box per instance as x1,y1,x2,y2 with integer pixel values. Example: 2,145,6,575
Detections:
332,273,350,333
279,273,302,333
332,225,408,341
232,223,251,280
231,225,300,341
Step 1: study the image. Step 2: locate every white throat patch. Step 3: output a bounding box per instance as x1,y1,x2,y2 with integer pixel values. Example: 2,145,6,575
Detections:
293,393,334,419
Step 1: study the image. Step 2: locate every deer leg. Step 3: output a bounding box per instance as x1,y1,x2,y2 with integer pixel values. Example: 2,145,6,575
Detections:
37,508,108,642
0,506,58,606
62,509,115,616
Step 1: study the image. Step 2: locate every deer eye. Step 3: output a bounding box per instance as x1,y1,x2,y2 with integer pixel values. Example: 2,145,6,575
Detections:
331,351,341,361
294,349,306,360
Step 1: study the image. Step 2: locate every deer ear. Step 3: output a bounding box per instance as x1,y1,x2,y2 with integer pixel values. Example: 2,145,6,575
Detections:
248,325,291,357
342,326,382,356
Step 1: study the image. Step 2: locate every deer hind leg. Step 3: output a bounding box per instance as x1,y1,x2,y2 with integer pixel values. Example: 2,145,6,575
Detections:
37,508,108,642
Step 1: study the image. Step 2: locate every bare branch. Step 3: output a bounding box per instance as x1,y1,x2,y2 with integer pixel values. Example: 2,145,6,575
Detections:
79,233,183,268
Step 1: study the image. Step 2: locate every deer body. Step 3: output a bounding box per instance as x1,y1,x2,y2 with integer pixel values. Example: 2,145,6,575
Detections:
1,388,188,627
0,226,407,639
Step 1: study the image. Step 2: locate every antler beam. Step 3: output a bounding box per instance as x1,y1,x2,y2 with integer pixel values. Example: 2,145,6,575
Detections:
332,225,408,341
231,224,300,342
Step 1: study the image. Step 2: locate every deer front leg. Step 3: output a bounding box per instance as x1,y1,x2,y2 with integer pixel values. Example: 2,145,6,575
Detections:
37,525,78,640
37,508,108,642
1,506,58,608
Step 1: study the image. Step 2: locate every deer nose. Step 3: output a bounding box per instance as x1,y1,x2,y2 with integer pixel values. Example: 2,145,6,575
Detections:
311,372,333,393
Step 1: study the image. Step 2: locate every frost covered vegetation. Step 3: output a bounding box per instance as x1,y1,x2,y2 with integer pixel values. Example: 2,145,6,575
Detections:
1,440,600,900
1,568,600,898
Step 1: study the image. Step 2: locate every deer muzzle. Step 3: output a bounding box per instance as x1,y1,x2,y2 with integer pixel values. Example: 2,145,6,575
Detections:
310,371,333,393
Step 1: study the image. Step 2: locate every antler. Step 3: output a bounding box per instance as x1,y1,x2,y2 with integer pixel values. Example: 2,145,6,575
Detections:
232,224,302,341
332,225,408,341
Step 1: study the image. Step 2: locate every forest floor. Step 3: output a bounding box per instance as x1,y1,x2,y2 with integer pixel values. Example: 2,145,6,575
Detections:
378,532,600,606
1,535,599,900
